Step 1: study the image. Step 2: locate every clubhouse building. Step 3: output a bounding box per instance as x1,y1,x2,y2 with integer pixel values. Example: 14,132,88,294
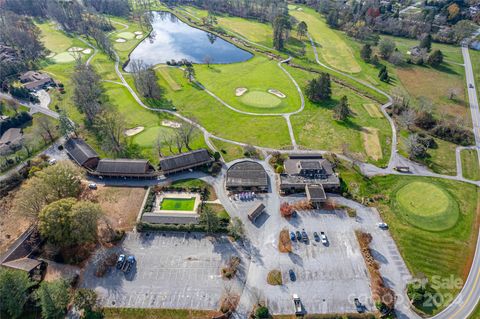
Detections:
225,160,268,193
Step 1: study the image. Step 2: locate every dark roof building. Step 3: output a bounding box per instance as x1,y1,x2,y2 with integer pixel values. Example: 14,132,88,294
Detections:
280,154,340,194
248,203,265,222
226,161,268,192
0,128,23,146
93,159,156,178
64,137,100,170
19,71,53,91
159,149,213,175
305,184,326,208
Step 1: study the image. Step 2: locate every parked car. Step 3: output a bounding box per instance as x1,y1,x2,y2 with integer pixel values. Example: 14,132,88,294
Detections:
296,231,302,241
301,229,308,243
354,298,364,313
290,232,296,241
123,255,136,273
469,83,474,89
48,158,57,165
320,232,328,245
116,254,126,269
378,222,389,230
293,294,302,315
289,269,296,282
88,182,97,190
313,232,320,242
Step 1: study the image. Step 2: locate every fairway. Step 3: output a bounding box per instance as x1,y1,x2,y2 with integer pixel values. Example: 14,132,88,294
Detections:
363,104,383,118
394,181,459,231
239,91,282,108
290,6,361,73
157,67,181,91
361,127,382,160
52,52,76,63
461,149,480,181
160,198,196,211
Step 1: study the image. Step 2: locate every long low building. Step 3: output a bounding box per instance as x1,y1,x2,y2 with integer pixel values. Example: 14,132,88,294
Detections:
159,149,213,175
226,161,268,192
90,159,157,179
64,137,100,170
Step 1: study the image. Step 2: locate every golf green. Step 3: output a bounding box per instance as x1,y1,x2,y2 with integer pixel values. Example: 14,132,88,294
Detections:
239,90,281,108
52,52,76,63
394,181,459,231
117,31,136,40
160,198,196,211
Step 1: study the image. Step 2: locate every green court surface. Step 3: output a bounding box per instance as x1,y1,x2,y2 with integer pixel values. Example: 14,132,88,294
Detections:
117,31,136,40
239,91,282,108
160,198,196,211
394,181,459,231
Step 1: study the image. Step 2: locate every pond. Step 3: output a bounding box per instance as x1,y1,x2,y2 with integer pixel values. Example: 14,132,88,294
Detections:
125,11,253,70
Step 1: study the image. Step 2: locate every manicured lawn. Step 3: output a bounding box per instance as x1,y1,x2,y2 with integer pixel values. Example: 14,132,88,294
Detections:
461,149,480,181
289,6,361,73
104,308,219,319
288,66,391,166
160,197,196,211
195,56,301,114
171,178,217,201
157,66,292,149
212,139,247,163
394,181,459,231
339,164,479,315
109,17,147,64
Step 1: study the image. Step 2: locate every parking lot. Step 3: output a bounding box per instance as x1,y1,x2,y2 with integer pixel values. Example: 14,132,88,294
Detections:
81,232,248,310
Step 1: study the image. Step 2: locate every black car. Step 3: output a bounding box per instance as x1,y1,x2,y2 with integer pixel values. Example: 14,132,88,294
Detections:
296,231,302,241
313,232,320,242
354,298,364,313
123,255,136,274
289,269,296,282
301,229,308,243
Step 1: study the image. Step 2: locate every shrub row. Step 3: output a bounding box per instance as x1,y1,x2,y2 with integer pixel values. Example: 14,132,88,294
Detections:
136,221,227,233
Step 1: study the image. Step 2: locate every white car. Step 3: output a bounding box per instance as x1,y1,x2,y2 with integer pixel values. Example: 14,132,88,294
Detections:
48,158,57,165
88,183,98,190
320,231,328,245
378,222,389,230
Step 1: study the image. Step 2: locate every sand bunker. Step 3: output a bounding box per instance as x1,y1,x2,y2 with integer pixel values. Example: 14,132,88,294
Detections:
115,38,126,43
134,31,143,35
124,126,144,137
235,87,248,97
268,89,286,98
135,35,143,39
67,47,84,52
46,52,56,58
161,120,182,128
82,48,92,54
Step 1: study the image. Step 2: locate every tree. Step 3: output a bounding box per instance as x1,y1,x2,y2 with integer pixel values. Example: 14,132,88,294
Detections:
73,288,100,318
272,13,291,50
255,306,269,318
447,87,460,100
399,108,416,130
203,55,213,67
129,59,163,99
176,121,197,151
37,117,56,144
405,133,427,159
326,10,338,28
378,65,390,83
71,62,103,125
95,111,126,155
296,21,307,39
36,161,83,201
388,51,403,66
228,217,245,240
427,49,443,67
419,33,432,52
0,268,34,319
453,20,477,43
199,206,220,234
58,110,77,137
184,64,195,82
36,279,70,319
360,44,372,62
305,73,331,102
378,38,396,59
38,198,101,247
333,95,350,121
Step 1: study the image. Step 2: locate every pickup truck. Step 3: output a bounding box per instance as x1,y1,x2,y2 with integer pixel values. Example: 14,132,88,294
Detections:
293,294,302,315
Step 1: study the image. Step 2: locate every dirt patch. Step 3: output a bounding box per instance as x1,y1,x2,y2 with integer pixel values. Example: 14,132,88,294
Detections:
162,120,182,128
43,260,81,282
124,126,144,137
268,88,286,98
363,103,383,118
235,87,248,97
0,190,33,255
115,38,126,43
93,186,147,231
361,127,382,160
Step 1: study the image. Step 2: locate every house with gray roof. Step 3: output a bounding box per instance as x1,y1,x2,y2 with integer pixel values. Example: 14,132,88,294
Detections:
226,161,268,192
0,127,23,155
64,137,99,170
91,159,157,179
19,71,54,91
159,149,213,175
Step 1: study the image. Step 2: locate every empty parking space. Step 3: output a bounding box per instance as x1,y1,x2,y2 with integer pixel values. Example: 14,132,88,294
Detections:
81,232,247,310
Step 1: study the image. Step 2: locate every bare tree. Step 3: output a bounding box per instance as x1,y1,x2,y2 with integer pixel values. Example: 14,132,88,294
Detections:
129,59,163,100
405,133,427,159
447,87,460,100
37,117,56,144
154,134,164,158
161,132,175,154
177,122,197,151
95,111,126,155
398,108,416,130
203,55,213,67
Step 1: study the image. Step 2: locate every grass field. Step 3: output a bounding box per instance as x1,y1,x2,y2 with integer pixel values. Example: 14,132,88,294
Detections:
361,127,382,161
363,103,383,118
156,66,182,91
288,66,391,166
104,308,219,319
195,56,300,114
289,6,361,73
160,198,196,211
461,149,480,181
213,139,247,163
339,165,479,315
394,181,459,231
239,91,282,108
171,179,217,201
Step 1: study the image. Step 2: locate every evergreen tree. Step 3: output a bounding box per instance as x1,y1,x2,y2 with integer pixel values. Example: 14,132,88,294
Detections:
273,13,291,50
333,95,350,121
419,33,432,52
0,269,34,319
199,206,220,234
360,44,372,62
36,279,70,319
427,49,443,67
305,73,331,102
296,21,308,39
378,65,390,83
58,110,77,138
326,10,338,28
